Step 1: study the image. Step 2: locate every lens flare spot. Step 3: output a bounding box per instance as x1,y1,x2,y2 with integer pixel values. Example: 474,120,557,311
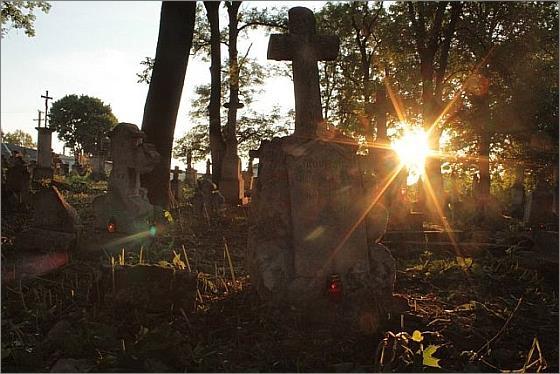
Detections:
305,226,326,241
391,128,430,185
149,225,157,237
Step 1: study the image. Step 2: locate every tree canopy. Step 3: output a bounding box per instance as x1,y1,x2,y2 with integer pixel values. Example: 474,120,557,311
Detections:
48,94,118,157
1,129,36,148
0,0,50,38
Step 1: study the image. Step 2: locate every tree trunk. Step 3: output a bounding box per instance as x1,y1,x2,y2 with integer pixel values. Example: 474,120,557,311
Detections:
217,1,244,204
140,1,196,208
408,2,460,221
473,93,491,217
224,1,241,151
205,1,225,186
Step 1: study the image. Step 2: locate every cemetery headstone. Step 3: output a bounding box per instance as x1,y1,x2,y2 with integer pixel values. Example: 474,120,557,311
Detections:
92,123,160,234
242,157,255,194
192,178,225,218
5,153,31,205
185,167,198,188
510,181,525,219
60,163,70,176
387,169,411,230
184,150,198,188
205,159,211,176
170,166,182,203
523,176,556,228
219,148,245,205
33,126,54,182
248,7,402,328
16,185,81,251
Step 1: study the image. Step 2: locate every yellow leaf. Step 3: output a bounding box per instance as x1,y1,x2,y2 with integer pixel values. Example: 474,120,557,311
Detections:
456,256,473,269
164,210,173,223
423,345,441,368
412,330,424,342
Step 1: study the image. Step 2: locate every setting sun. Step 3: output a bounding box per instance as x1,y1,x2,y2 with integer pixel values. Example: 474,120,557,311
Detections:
391,128,430,185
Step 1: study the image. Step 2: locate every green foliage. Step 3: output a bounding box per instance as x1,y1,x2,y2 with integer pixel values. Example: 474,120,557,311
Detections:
0,0,50,38
48,94,118,157
1,129,36,148
136,56,154,84
65,173,91,193
174,55,291,162
315,2,388,135
174,106,291,163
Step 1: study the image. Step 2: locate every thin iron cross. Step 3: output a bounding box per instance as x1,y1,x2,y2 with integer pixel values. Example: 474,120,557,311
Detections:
33,110,43,128
41,90,53,127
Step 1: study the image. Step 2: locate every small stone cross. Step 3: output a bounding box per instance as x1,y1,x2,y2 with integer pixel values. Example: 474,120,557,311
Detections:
267,7,339,138
171,166,182,181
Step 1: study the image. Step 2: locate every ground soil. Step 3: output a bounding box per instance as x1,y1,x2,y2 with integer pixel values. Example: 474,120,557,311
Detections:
1,186,558,372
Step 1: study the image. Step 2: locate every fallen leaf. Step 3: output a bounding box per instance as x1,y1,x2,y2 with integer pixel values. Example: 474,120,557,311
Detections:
423,345,442,368
412,330,424,342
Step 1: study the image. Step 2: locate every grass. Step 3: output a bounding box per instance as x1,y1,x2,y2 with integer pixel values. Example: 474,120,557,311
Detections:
1,186,558,372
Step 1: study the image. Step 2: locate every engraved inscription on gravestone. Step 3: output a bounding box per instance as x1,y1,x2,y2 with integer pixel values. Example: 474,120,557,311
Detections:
287,142,368,281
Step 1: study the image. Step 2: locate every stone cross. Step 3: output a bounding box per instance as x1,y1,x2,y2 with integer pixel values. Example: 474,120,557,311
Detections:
33,110,43,129
171,166,182,181
41,90,53,128
267,7,339,138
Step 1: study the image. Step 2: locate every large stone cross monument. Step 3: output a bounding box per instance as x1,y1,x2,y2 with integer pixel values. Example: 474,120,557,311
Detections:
268,7,339,138
248,7,401,330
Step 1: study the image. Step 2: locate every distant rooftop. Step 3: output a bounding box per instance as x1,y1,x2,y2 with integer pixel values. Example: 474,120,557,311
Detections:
1,143,73,163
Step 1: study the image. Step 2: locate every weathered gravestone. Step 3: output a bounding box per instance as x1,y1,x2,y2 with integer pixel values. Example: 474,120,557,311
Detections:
220,149,245,205
524,176,556,228
510,180,525,219
170,166,183,204
33,126,54,182
386,168,411,230
60,163,70,176
16,185,81,251
90,138,110,181
5,154,31,205
184,150,198,188
242,157,255,195
205,159,211,177
248,7,402,328
92,123,160,234
192,177,225,218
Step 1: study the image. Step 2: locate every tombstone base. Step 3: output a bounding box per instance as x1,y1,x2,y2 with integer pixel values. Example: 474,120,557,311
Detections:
32,166,53,182
247,136,399,331
220,155,245,205
78,229,155,255
220,178,245,205
92,193,156,234
185,168,198,188
16,228,78,252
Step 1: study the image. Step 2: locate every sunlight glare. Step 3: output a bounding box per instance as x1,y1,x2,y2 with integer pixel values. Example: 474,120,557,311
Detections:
391,128,430,185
